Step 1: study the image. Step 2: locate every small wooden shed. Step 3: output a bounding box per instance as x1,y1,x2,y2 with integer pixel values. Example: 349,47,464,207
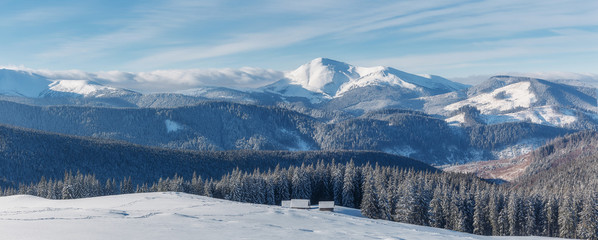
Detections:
319,201,335,211
290,199,310,209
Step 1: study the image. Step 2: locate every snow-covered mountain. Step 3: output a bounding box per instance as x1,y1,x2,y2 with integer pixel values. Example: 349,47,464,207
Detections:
1,60,470,112
9,62,595,130
0,69,52,97
429,75,598,128
44,80,138,98
0,69,136,98
263,58,468,103
0,192,556,240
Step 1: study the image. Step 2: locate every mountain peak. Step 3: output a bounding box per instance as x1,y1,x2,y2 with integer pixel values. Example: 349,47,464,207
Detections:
286,58,357,97
309,57,348,67
268,58,467,100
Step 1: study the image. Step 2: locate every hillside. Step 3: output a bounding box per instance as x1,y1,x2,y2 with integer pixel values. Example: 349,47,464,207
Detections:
511,131,598,194
0,192,557,240
0,124,435,187
428,75,598,129
445,131,598,187
0,99,572,165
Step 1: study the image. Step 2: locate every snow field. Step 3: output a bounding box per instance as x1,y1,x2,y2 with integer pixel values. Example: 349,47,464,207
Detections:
445,81,537,113
0,192,556,240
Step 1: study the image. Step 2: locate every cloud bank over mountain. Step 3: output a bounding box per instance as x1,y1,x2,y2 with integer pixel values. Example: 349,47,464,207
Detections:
3,60,598,93
0,65,284,92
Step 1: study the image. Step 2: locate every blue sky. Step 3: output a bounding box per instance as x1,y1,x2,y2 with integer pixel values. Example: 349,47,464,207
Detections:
0,0,597,80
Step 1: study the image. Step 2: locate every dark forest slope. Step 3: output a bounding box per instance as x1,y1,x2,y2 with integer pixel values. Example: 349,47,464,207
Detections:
0,124,436,188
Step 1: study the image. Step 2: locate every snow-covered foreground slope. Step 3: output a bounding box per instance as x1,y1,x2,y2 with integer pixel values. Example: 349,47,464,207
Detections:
0,192,554,240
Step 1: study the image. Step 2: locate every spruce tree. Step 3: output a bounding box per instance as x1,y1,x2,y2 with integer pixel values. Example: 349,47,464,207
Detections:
331,164,344,205
473,191,489,235
428,187,445,228
545,196,559,237
558,194,577,238
342,161,357,208
576,193,598,239
360,171,381,219
292,164,311,199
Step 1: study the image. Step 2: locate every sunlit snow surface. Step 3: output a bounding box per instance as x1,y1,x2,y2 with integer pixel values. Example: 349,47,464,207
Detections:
0,192,555,240
445,81,537,113
49,80,120,96
267,58,466,101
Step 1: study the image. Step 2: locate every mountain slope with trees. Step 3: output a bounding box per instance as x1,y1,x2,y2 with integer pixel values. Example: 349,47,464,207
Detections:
512,131,598,195
0,100,571,165
0,124,435,188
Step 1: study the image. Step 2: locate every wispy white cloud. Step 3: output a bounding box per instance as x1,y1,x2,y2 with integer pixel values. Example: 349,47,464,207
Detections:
122,1,461,69
505,72,598,88
400,0,598,39
359,29,598,78
2,0,597,77
122,67,284,91
451,72,598,87
34,0,210,62
124,25,330,70
0,6,81,26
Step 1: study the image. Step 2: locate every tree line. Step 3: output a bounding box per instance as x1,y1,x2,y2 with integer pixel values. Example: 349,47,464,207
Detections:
1,160,596,239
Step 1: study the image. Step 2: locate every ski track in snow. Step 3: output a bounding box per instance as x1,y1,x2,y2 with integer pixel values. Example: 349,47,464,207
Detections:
0,192,556,240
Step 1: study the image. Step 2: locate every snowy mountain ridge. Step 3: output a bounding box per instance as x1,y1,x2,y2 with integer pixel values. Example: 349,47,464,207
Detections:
1,61,596,130
0,69,51,97
0,69,135,98
45,80,136,98
434,75,597,128
264,58,468,101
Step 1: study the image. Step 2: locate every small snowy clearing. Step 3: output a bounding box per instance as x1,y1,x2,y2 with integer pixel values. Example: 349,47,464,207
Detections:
385,146,417,158
445,113,466,126
0,192,555,240
164,119,183,133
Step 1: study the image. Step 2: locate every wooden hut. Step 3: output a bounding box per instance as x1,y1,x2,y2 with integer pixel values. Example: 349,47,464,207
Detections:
318,201,335,211
290,199,310,209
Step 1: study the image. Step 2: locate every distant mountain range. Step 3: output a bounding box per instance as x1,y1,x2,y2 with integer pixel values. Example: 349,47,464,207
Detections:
0,58,596,165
